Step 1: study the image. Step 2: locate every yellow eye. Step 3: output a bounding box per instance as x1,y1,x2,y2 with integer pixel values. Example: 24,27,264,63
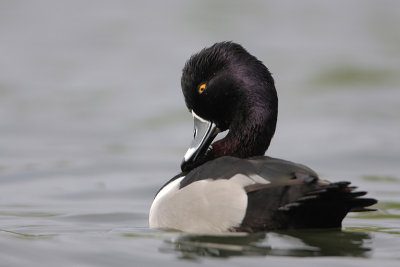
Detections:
198,83,206,94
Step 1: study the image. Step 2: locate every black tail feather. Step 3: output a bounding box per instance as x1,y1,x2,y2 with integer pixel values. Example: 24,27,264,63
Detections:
237,181,377,232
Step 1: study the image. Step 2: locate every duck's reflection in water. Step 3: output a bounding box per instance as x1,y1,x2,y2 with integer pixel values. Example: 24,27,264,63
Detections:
159,229,372,259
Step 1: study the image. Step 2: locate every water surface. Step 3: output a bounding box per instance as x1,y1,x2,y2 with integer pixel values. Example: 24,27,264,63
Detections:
0,1,399,266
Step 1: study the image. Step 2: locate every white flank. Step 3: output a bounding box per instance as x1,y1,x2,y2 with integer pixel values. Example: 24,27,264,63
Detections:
149,176,248,234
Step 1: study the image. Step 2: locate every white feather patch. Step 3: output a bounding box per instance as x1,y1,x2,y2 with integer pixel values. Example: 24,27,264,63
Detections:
149,176,248,233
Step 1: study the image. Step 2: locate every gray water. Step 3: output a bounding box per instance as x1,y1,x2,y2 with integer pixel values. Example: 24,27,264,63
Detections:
1,1,400,266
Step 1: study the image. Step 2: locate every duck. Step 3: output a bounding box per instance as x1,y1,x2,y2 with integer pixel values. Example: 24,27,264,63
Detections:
149,41,377,233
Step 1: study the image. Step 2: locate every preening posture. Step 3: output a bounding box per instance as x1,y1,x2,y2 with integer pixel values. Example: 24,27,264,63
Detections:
149,42,377,233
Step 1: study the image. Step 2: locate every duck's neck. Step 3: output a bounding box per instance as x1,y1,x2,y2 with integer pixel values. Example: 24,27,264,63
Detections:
211,103,278,159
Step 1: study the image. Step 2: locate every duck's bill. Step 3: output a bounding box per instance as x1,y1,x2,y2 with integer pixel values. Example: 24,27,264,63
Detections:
181,111,219,171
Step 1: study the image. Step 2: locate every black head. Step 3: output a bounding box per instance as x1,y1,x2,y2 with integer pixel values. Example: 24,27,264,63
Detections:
180,42,278,171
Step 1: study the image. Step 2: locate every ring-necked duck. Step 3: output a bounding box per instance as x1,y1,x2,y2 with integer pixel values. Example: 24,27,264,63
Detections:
149,42,377,233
